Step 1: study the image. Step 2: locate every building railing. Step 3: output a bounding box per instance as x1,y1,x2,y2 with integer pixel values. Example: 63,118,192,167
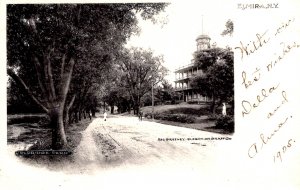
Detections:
175,63,196,72
175,73,199,81
175,86,192,91
175,75,189,81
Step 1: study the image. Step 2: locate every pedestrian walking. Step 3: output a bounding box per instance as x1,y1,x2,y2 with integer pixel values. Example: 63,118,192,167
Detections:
138,111,143,121
222,102,227,116
104,111,107,121
88,111,91,120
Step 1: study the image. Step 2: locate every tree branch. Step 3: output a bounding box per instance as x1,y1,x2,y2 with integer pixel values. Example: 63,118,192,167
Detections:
66,95,76,110
60,58,75,111
33,56,48,101
46,48,56,100
61,53,66,78
7,68,49,113
43,55,52,101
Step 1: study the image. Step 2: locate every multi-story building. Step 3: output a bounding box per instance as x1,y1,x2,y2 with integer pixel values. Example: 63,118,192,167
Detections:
174,34,212,103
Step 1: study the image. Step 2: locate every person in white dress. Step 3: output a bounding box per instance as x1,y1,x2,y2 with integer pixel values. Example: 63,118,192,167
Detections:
222,103,227,116
104,111,107,121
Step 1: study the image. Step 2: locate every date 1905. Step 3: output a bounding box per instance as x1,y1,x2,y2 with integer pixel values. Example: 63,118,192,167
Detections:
273,139,295,163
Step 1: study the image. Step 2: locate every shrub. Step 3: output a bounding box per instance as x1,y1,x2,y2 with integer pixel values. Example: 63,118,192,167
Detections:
215,115,234,133
163,107,210,116
144,112,195,123
206,114,217,121
144,113,152,119
7,114,49,125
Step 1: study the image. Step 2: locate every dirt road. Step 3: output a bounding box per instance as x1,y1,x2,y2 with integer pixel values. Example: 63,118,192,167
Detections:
2,115,234,190
72,115,231,172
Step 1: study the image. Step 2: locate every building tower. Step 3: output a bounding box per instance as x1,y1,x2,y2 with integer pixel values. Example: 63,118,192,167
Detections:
196,16,211,51
174,15,212,103
196,34,211,51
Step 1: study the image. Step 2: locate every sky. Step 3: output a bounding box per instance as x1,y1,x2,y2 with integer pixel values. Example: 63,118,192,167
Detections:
126,0,235,83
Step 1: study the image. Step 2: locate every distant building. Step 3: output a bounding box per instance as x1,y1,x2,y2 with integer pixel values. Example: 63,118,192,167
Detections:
174,34,212,103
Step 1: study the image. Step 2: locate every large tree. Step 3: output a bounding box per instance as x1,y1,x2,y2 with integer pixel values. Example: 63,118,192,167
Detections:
190,47,233,114
153,80,177,105
66,45,114,123
118,48,168,114
7,3,167,149
101,66,131,114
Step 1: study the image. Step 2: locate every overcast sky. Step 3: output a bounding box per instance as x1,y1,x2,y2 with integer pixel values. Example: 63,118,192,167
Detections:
126,1,235,83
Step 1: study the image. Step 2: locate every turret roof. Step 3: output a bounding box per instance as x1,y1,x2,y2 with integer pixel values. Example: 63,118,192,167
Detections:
196,34,211,40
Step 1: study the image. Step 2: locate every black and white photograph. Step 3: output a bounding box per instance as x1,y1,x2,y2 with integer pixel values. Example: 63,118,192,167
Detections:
2,0,300,190
6,2,233,171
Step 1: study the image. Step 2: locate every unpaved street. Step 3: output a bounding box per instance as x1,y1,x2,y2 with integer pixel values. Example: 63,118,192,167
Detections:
72,115,231,171
3,115,234,190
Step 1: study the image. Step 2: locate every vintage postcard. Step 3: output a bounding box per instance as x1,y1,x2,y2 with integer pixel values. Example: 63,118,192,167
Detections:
0,0,299,189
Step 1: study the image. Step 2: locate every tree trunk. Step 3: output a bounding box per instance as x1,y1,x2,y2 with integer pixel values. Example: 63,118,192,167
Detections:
74,112,79,123
50,108,67,150
210,92,216,115
110,105,114,114
68,111,73,124
79,110,82,121
128,103,131,114
136,105,139,115
64,111,69,126
8,54,75,150
91,109,95,117
83,111,86,119
64,95,75,126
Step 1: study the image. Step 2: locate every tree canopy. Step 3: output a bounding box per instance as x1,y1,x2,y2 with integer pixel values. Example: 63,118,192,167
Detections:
190,47,234,113
7,3,168,149
109,47,168,114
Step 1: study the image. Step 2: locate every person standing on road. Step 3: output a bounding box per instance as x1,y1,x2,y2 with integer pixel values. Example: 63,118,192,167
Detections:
104,111,107,121
88,110,92,120
138,111,143,121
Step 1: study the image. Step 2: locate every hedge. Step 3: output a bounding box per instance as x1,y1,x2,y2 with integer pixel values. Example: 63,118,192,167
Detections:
215,115,234,133
145,113,195,123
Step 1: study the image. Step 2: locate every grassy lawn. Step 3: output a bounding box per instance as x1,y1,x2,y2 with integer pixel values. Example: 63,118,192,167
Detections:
144,116,232,134
140,103,233,135
141,103,209,115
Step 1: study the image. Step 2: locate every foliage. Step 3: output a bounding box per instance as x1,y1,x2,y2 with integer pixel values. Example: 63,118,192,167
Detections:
190,47,234,113
7,114,49,125
154,80,177,104
144,113,195,123
221,19,233,36
117,47,168,114
7,3,168,149
163,107,210,116
215,115,234,133
7,80,43,114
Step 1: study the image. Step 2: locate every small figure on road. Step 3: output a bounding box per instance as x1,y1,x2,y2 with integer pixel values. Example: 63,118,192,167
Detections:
88,111,92,120
222,102,227,116
104,111,107,121
138,111,143,121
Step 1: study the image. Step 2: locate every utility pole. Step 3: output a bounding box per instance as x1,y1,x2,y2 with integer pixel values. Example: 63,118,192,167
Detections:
151,80,154,121
201,15,204,34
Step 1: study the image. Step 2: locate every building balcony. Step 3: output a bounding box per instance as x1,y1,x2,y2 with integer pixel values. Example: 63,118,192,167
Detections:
175,73,199,81
175,86,192,91
175,63,196,72
174,75,189,81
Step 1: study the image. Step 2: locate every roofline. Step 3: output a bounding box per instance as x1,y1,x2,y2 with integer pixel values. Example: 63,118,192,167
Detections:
196,34,211,40
175,63,198,72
